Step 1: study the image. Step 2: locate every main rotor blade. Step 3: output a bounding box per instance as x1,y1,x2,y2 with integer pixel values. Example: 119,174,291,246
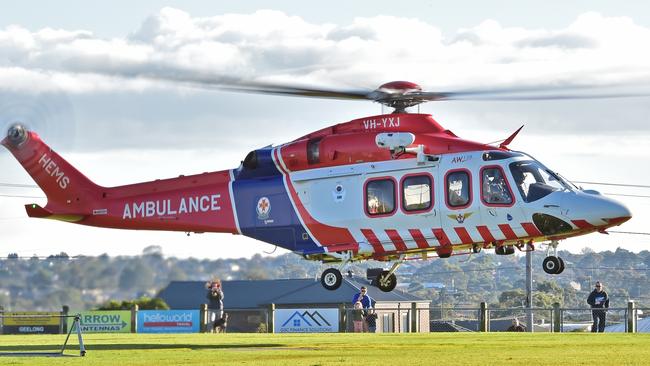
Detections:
416,84,650,101
148,73,373,100
138,71,650,103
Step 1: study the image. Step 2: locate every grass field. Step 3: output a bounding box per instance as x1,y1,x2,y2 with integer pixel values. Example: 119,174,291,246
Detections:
1,332,649,365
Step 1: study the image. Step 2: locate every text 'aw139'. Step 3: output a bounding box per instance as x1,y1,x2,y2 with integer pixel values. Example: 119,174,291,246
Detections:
2,80,633,292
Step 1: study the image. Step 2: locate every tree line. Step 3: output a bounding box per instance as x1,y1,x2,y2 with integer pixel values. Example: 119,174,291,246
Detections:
0,245,648,311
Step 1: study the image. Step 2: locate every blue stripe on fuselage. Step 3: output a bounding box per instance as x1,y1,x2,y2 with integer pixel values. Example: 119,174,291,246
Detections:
232,148,323,254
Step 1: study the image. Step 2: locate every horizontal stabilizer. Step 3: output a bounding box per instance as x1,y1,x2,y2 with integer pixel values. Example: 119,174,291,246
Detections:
25,203,85,222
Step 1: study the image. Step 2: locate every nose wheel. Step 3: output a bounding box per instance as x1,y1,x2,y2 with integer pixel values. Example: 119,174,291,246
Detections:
542,241,565,274
542,256,565,274
321,268,343,290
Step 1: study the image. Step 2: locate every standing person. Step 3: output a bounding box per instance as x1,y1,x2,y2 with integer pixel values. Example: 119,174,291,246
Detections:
587,281,609,333
352,286,373,332
352,301,364,333
365,309,378,333
206,278,224,333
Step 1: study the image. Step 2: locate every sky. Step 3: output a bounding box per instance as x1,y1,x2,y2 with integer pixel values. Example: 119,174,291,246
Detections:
1,1,650,259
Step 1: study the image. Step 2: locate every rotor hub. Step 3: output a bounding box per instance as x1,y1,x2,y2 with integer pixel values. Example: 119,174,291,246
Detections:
6,123,28,146
370,81,429,113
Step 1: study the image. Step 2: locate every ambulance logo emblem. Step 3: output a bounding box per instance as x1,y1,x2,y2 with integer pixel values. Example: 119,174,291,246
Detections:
257,197,271,220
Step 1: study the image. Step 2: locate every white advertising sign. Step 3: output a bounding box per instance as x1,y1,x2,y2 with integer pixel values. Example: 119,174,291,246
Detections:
274,308,339,333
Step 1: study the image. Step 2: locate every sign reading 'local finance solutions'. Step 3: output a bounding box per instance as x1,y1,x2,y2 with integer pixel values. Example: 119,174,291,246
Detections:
274,309,339,333
69,311,131,333
137,310,200,333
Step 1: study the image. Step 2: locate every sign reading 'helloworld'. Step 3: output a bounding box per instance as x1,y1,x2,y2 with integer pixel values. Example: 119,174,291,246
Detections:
137,310,200,333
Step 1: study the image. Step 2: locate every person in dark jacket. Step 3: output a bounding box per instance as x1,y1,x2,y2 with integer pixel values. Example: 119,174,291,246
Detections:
206,278,224,333
506,318,526,332
587,281,609,333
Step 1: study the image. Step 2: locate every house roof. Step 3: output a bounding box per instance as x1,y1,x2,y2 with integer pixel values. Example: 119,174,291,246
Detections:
158,276,427,310
430,321,473,332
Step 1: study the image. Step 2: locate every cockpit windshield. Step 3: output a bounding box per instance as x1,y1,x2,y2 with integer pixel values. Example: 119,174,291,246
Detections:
509,160,573,202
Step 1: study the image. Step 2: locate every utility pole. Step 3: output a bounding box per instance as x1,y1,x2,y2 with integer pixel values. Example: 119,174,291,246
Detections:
525,249,533,332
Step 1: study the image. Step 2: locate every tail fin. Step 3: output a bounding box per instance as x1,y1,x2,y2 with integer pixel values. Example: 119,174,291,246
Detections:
2,124,102,217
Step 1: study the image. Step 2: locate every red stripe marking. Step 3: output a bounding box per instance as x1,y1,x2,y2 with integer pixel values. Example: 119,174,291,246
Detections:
408,229,430,249
572,220,594,229
476,225,496,243
498,224,518,240
432,228,451,246
273,148,357,247
454,227,474,244
521,222,543,237
385,230,408,251
604,216,631,226
361,229,385,254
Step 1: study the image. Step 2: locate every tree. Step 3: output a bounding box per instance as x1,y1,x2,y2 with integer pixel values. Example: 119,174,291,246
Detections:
98,296,169,310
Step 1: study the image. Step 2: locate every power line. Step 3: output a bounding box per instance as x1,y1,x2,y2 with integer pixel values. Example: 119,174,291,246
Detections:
574,181,650,189
603,193,650,199
609,230,650,236
0,194,45,199
0,182,38,188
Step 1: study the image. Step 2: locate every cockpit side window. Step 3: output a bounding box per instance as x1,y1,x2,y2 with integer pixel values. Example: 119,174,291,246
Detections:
481,166,514,206
509,161,568,202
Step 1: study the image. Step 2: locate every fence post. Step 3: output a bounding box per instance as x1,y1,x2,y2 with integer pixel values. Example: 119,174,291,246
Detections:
131,304,138,333
627,301,636,333
552,303,561,333
338,303,346,333
268,303,275,334
479,302,488,332
199,304,208,333
62,305,69,334
0,305,4,335
410,302,417,333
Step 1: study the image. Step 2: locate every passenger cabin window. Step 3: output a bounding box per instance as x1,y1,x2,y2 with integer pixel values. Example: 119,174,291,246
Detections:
481,167,513,205
402,175,432,212
446,170,471,208
366,179,395,216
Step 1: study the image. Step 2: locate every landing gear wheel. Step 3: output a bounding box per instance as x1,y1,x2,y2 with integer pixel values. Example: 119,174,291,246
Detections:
542,256,561,274
377,270,397,292
556,257,565,274
321,268,343,290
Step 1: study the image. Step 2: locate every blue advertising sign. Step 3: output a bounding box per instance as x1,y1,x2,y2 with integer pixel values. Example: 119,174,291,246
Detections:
137,310,200,333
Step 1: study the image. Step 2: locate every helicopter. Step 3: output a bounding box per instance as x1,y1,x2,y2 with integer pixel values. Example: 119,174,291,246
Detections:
1,80,633,292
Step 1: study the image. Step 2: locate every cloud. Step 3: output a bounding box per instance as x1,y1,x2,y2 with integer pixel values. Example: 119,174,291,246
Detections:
0,9,648,94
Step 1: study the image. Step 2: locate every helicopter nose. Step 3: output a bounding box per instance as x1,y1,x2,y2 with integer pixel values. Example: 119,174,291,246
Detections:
571,191,631,229
600,199,632,227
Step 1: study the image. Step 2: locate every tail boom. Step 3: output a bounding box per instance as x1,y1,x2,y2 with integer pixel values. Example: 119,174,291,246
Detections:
2,126,239,234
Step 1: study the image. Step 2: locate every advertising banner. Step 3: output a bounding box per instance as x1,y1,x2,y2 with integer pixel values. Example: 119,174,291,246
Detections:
274,308,339,333
69,311,131,333
2,312,60,334
137,310,200,333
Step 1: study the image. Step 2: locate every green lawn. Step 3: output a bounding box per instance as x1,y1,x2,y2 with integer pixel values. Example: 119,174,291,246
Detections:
0,332,648,365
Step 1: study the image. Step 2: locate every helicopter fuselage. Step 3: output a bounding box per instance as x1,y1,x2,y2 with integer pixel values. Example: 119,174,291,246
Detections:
2,112,631,290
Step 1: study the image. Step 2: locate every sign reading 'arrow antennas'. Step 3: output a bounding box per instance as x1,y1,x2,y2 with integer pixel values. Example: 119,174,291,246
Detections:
68,311,131,333
274,308,339,333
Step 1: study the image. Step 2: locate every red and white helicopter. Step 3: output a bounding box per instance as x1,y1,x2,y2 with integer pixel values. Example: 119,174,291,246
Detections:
2,80,633,292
